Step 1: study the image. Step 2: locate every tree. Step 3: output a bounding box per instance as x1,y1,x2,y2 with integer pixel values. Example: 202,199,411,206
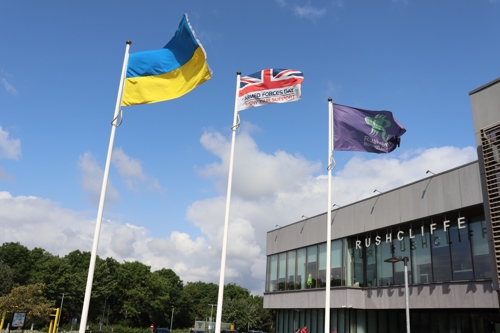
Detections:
30,255,71,296
148,269,185,328
115,261,154,327
27,247,56,281
182,281,218,327
0,242,276,331
0,262,15,296
0,242,32,285
220,286,272,332
250,296,273,333
90,257,120,326
62,250,94,320
223,283,250,301
0,283,54,328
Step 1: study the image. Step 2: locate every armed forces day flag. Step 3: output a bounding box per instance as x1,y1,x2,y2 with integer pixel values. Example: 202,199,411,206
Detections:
237,68,303,111
333,104,406,154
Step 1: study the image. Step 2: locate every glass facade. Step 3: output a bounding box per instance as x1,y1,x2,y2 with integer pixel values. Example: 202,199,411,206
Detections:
275,308,500,333
266,214,490,292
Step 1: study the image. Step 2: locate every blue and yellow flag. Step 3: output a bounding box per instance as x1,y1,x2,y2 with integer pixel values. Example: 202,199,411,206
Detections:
121,14,212,106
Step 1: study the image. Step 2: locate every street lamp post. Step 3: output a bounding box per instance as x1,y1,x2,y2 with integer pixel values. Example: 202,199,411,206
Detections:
208,304,216,333
57,293,71,333
384,256,410,333
100,297,107,331
170,307,174,331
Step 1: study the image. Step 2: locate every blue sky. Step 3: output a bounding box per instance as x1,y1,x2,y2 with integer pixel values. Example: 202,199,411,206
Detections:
0,0,498,295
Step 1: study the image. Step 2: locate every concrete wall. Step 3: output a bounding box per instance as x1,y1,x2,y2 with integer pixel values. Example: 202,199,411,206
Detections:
469,77,500,145
266,161,482,256
264,281,498,310
469,77,500,290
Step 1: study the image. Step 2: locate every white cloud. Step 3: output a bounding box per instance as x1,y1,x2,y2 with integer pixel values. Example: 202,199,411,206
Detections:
0,128,478,296
78,152,120,205
198,127,322,200
0,192,94,255
112,148,146,183
1,77,18,96
0,126,21,160
293,4,327,20
77,149,163,207
275,0,329,21
111,147,164,193
330,146,477,206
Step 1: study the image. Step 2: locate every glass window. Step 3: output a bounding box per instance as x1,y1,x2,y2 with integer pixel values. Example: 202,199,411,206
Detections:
470,216,491,278
330,309,338,333
388,310,399,333
411,224,432,284
450,217,473,280
337,309,346,333
287,251,296,290
347,238,364,287
278,252,287,290
356,309,366,333
365,236,377,287
393,231,411,285
318,243,326,287
306,245,317,288
377,310,388,333
267,214,491,293
269,254,278,291
377,237,393,286
331,239,344,286
297,248,306,290
431,220,452,282
367,310,377,333
265,256,271,292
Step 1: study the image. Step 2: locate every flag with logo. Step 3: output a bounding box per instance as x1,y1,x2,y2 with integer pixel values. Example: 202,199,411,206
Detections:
121,14,212,106
333,104,406,153
237,68,303,111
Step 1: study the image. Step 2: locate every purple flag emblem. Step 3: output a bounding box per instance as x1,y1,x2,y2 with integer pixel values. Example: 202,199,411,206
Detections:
333,104,406,154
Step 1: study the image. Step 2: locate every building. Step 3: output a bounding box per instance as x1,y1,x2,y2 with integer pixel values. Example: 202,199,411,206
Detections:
263,77,500,333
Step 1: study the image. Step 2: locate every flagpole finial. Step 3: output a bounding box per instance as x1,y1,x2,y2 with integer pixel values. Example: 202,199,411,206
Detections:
328,97,332,102
126,40,131,45
236,71,241,75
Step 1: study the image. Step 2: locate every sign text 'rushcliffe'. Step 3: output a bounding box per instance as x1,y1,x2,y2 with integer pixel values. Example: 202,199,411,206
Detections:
355,217,472,249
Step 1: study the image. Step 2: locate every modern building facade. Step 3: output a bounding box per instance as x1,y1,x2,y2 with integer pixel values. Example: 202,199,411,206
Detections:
263,77,500,333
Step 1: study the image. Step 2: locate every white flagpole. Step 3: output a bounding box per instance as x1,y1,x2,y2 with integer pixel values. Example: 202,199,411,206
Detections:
324,98,334,333
78,40,131,333
215,71,241,333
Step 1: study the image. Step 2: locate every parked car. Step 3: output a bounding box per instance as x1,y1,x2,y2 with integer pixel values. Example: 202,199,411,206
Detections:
248,330,263,333
190,330,206,333
156,328,170,333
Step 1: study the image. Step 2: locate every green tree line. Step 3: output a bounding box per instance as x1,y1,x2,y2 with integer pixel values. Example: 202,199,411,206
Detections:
0,242,273,332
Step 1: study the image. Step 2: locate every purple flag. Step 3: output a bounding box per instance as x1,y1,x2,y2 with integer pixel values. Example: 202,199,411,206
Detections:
333,104,406,153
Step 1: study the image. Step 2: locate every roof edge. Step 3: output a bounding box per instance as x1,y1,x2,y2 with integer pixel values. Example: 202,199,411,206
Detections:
469,77,500,95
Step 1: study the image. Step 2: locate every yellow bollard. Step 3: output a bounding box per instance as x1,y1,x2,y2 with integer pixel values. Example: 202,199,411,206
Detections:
0,312,5,330
53,308,60,333
49,308,59,333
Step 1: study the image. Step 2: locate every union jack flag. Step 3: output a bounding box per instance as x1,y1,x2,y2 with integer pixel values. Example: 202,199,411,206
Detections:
237,68,303,111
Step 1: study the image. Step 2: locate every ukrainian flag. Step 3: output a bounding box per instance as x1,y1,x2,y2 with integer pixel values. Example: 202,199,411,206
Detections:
121,14,212,106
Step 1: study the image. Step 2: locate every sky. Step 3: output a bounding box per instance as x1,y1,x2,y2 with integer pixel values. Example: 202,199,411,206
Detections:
0,0,499,296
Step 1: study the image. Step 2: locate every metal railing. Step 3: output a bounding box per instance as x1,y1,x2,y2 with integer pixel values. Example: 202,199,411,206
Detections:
480,122,500,287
